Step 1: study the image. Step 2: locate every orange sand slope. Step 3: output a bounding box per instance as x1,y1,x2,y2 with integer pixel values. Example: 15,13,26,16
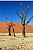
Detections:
0,22,33,33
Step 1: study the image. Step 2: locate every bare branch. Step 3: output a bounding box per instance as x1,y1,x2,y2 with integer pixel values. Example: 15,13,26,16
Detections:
20,2,24,20
0,19,8,25
4,16,12,26
25,16,33,26
4,16,14,26
25,3,31,20
4,16,10,21
16,12,23,19
20,2,23,12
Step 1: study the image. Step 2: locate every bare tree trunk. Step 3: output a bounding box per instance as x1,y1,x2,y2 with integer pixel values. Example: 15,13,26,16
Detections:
22,25,25,37
13,29,15,37
22,20,25,37
9,28,11,36
13,27,15,37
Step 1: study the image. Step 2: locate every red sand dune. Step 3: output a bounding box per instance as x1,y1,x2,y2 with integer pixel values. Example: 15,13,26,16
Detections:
0,22,33,33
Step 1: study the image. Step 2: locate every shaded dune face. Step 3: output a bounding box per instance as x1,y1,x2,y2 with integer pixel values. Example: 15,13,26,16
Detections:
0,22,33,33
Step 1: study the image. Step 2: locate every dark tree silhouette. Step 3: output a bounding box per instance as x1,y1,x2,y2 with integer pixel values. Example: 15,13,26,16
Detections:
16,2,33,37
8,24,11,36
12,26,15,37
4,17,15,36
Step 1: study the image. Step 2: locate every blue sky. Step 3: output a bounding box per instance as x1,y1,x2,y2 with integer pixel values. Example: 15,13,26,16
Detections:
0,1,33,24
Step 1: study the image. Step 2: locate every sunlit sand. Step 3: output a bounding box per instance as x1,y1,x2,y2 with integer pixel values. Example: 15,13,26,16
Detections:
0,33,33,50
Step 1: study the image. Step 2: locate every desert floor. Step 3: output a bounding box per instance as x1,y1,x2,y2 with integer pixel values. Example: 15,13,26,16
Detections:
0,33,33,50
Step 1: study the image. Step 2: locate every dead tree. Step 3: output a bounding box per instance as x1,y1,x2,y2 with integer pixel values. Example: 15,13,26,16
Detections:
12,26,15,37
8,24,11,36
4,22,11,36
16,2,33,37
4,17,15,37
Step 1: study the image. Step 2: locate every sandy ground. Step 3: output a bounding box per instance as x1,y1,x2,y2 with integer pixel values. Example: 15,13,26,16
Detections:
0,33,33,50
